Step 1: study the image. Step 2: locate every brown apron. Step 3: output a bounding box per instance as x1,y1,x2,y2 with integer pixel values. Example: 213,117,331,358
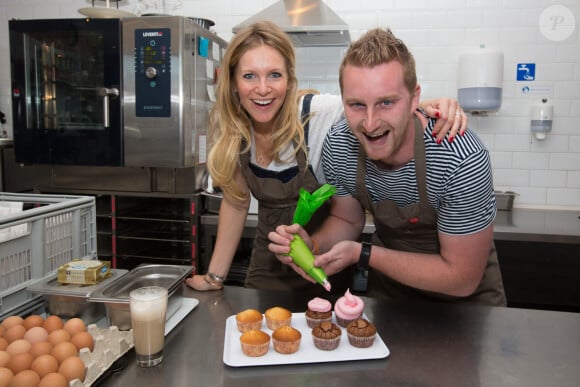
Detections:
240,105,353,295
354,116,506,306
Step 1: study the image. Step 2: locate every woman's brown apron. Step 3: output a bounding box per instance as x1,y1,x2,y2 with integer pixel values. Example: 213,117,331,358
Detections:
353,116,506,306
240,96,352,295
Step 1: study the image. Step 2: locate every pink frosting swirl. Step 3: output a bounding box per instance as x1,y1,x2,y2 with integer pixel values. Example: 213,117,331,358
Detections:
307,297,332,313
334,288,364,320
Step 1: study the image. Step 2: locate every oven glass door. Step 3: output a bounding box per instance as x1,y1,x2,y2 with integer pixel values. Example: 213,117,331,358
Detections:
9,18,123,166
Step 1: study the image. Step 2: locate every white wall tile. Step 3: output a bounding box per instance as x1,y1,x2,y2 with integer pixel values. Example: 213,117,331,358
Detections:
495,135,532,151
550,153,580,170
530,135,571,152
547,188,580,207
493,169,530,186
489,151,513,169
513,152,549,169
511,186,547,207
569,137,580,153
530,170,567,187
567,172,580,189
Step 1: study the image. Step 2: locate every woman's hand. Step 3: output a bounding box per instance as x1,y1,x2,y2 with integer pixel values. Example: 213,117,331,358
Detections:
420,98,467,143
185,274,223,291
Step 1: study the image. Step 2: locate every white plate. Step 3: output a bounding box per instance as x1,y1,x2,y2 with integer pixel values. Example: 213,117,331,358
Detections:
165,297,198,335
78,7,136,18
223,312,390,367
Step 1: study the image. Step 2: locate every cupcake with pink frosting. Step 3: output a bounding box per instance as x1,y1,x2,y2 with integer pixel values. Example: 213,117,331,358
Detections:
305,297,333,328
334,288,364,328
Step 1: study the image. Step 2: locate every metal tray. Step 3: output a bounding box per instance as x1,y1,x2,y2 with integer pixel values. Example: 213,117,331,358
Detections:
27,269,128,324
88,264,193,330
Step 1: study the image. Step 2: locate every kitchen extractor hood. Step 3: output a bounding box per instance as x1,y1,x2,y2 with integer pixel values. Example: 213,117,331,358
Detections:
232,0,351,47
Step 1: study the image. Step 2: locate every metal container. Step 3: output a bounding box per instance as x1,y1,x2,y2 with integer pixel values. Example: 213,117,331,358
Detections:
495,191,517,211
88,264,193,330
27,269,128,324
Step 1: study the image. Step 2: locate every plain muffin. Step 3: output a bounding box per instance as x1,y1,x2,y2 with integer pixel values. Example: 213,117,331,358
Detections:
236,309,263,332
264,307,292,330
240,330,270,357
272,326,301,354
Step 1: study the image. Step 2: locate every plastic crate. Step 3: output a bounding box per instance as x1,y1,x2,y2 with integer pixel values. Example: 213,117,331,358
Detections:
0,193,97,319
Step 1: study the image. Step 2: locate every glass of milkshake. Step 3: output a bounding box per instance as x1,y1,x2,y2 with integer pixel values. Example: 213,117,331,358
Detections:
129,286,168,367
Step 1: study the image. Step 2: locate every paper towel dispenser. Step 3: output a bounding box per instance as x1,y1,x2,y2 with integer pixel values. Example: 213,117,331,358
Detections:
458,47,504,114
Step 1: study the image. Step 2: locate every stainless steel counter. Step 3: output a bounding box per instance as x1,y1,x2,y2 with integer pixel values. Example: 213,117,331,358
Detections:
104,286,580,387
201,207,580,244
493,208,580,244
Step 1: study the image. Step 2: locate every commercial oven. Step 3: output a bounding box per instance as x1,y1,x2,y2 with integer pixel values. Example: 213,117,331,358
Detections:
9,16,226,168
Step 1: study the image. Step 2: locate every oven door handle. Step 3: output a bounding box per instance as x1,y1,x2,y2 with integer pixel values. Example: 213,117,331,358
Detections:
98,87,120,128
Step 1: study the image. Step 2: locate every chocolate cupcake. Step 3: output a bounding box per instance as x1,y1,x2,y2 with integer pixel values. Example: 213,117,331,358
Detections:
311,321,342,351
346,318,376,348
334,288,364,328
305,297,332,328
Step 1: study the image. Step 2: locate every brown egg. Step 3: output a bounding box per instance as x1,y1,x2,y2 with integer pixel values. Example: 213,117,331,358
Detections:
0,338,7,352
23,326,49,344
38,372,68,387
5,339,31,356
51,342,77,364
6,352,33,375
29,342,53,359
30,354,59,379
0,351,10,368
47,329,70,347
0,367,14,387
0,316,23,330
42,316,63,334
63,318,86,337
58,356,86,382
23,315,44,331
70,331,94,352
3,325,26,343
10,369,40,387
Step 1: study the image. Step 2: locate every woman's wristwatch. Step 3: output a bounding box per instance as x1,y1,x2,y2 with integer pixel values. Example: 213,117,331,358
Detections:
204,272,225,289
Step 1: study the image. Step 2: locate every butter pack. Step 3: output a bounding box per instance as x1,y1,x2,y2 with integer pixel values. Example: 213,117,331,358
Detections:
57,259,111,285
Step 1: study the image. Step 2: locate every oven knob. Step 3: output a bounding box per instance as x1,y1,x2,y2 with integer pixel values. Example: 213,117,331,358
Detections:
145,66,157,79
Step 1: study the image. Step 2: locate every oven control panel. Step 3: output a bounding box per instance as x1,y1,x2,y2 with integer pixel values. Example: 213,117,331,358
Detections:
134,28,171,117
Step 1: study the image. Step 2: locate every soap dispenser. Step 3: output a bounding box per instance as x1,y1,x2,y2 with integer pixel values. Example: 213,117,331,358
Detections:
531,99,553,140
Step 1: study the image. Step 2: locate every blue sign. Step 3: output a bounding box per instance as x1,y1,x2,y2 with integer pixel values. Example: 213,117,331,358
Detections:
517,63,536,81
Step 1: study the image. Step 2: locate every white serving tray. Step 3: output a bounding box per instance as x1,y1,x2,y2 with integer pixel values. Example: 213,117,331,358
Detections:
223,312,389,367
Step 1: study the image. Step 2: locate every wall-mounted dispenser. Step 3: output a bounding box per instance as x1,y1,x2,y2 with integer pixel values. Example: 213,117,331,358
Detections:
458,46,504,115
531,98,553,140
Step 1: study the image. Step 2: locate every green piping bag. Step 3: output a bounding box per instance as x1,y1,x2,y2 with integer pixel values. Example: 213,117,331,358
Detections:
289,184,336,292
290,234,331,291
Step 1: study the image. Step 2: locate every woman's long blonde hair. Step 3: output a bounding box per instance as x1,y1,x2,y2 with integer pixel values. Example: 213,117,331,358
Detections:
207,21,305,203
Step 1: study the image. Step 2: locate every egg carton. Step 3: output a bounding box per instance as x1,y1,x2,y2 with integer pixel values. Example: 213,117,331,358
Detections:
69,324,134,387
